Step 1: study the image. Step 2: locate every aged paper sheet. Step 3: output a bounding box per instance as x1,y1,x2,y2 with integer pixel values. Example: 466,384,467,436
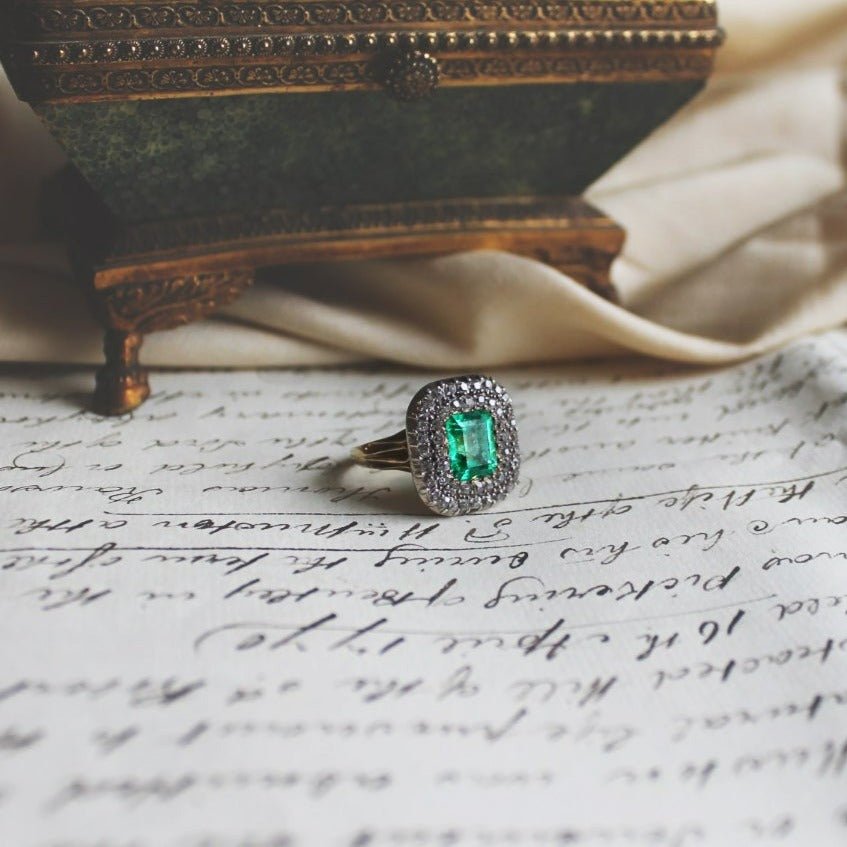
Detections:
1,330,846,847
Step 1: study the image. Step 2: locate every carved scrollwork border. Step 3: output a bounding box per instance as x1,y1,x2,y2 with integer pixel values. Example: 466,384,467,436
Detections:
13,1,718,36
97,270,254,334
15,44,717,102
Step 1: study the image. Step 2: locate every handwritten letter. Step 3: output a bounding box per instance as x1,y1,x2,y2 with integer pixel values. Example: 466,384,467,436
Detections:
1,331,846,846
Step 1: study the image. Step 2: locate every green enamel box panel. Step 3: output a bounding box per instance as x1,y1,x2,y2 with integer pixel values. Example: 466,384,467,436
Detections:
35,80,702,225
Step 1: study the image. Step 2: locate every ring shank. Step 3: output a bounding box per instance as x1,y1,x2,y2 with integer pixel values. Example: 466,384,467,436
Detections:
350,429,412,472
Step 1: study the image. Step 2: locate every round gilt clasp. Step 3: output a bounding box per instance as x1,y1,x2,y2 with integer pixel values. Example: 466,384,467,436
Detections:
384,50,440,102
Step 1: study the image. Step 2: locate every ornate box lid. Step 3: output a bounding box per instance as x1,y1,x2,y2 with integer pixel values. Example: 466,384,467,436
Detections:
1,0,722,103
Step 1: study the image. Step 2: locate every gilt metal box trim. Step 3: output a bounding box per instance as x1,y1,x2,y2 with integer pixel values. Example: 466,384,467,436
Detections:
2,1,722,102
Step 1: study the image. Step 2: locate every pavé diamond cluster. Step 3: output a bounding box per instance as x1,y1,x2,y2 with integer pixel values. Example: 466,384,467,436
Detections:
406,375,520,516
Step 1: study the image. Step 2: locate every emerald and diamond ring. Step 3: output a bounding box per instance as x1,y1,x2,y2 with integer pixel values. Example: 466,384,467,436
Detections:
351,375,520,516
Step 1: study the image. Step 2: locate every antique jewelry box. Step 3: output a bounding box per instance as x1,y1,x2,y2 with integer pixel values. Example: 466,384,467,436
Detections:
0,0,721,414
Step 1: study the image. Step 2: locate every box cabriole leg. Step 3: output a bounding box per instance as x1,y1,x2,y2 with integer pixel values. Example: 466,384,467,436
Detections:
88,268,255,416
94,329,150,416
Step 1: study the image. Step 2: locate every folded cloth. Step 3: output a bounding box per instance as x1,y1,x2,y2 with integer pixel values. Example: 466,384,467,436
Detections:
1,0,846,369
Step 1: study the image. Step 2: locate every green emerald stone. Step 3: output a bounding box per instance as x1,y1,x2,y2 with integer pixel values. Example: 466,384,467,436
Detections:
445,410,499,482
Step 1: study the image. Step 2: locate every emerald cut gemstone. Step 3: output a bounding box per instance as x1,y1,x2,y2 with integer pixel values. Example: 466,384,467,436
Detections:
445,410,499,482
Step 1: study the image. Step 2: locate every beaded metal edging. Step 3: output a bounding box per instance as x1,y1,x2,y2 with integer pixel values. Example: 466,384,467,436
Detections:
15,28,723,66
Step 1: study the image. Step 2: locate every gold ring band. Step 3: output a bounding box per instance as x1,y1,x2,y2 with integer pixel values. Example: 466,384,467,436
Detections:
350,430,411,472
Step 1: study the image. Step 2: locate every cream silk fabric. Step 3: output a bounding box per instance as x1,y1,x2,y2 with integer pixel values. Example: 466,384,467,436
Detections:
1,0,846,369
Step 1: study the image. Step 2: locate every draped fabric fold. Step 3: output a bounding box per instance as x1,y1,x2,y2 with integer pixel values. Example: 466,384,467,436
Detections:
1,0,846,369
